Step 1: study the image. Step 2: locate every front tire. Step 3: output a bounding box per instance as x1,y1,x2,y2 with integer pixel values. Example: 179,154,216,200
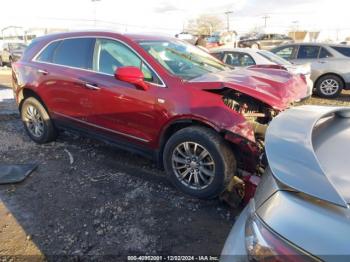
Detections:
163,126,236,199
21,97,57,144
315,75,343,98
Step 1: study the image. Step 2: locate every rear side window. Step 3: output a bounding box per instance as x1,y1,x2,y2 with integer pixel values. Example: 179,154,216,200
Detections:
319,47,332,58
297,45,320,59
36,41,62,62
211,52,224,61
224,52,255,66
273,46,296,60
331,46,350,57
52,38,95,69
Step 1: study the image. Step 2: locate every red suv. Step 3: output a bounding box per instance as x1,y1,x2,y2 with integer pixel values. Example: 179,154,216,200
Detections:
12,31,307,199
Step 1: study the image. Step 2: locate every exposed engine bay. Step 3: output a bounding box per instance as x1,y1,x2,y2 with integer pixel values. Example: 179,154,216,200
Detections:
221,89,278,124
220,88,278,139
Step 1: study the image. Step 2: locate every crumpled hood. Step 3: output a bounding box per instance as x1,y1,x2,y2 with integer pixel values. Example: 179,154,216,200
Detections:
190,67,308,110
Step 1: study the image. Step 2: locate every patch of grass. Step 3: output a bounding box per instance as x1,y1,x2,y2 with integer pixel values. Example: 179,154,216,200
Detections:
302,90,350,107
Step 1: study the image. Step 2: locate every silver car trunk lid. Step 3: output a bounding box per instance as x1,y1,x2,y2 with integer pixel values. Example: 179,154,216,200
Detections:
265,106,350,207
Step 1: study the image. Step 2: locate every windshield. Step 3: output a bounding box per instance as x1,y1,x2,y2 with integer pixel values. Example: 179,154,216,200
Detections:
9,43,27,51
257,50,291,66
139,40,229,80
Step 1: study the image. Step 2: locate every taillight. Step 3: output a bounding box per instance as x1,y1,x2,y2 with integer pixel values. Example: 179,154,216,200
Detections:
245,214,319,262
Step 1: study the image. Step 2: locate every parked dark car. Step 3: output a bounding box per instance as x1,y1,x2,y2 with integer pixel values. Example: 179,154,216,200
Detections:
221,106,350,262
238,33,293,50
12,31,307,199
0,42,27,66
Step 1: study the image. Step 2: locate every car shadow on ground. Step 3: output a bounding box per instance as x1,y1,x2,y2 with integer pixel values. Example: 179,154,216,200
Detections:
0,116,238,259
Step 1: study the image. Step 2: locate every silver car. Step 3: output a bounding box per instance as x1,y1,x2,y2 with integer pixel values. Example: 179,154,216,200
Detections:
271,43,350,98
210,47,313,97
221,106,350,262
0,42,27,66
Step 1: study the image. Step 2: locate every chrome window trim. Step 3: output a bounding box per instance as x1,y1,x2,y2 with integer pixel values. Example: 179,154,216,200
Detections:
32,35,166,88
54,112,150,143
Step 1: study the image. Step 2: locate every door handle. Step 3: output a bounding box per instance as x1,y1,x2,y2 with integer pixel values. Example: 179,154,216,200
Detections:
37,69,48,75
84,83,100,90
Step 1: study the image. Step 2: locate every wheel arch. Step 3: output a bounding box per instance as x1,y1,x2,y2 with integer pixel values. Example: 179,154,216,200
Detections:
19,88,48,113
156,118,224,167
314,72,345,89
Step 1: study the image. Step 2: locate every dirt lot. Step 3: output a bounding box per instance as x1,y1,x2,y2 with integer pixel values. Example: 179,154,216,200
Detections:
0,70,237,260
0,69,349,260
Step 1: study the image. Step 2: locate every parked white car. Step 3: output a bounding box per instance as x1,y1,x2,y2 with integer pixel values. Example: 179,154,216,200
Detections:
210,47,313,98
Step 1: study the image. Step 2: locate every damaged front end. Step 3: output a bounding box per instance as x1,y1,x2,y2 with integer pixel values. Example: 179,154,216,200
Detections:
218,88,280,208
221,88,278,139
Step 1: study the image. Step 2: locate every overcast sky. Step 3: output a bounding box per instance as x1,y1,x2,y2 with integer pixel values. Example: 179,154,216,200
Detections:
1,0,350,40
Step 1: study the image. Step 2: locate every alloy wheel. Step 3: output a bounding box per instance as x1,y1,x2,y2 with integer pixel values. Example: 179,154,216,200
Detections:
320,79,339,96
171,142,215,190
23,105,45,138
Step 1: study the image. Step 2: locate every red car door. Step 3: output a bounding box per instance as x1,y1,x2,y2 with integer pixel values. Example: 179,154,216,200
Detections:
34,38,96,123
83,38,165,145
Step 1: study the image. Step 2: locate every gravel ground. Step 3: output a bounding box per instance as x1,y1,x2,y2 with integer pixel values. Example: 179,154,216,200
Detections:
0,69,349,260
0,71,237,260
0,116,238,259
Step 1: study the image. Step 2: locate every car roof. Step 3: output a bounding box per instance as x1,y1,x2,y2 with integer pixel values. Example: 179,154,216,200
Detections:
210,47,259,54
275,42,350,48
32,30,173,43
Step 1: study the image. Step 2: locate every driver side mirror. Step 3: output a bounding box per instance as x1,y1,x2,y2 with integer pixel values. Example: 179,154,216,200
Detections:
115,66,149,91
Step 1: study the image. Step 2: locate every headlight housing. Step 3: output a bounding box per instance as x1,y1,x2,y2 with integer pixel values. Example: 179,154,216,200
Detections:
245,213,319,262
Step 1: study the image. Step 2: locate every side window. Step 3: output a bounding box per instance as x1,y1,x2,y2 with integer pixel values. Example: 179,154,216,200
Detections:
36,41,62,63
53,38,95,69
319,48,333,58
330,46,350,57
262,34,270,40
297,45,320,59
271,34,280,40
224,52,255,66
94,38,160,84
240,53,255,66
274,46,295,60
211,52,224,61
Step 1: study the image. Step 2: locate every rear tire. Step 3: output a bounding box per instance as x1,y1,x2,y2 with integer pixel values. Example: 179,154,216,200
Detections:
315,74,343,98
21,97,57,144
163,126,236,199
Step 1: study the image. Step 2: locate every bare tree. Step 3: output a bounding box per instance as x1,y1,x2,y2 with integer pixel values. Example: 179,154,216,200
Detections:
186,14,224,36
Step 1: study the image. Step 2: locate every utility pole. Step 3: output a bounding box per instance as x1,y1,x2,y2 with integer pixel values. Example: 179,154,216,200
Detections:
262,15,270,28
292,20,299,41
91,0,101,27
225,11,234,32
